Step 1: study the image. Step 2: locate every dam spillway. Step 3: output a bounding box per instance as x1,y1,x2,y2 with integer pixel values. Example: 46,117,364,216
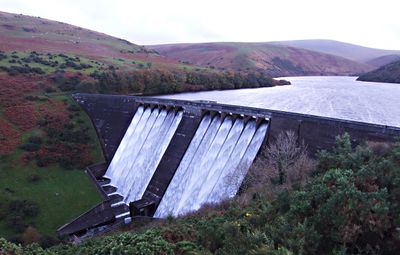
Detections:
57,93,400,238
102,104,268,214
104,106,183,204
155,116,268,217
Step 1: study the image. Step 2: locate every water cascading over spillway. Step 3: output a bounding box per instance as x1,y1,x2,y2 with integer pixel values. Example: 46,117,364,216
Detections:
104,106,183,204
155,114,268,218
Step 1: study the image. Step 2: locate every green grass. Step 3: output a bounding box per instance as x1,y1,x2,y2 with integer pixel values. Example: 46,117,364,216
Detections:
103,56,136,67
176,64,210,72
0,95,104,239
53,95,104,162
0,152,102,238
0,51,104,75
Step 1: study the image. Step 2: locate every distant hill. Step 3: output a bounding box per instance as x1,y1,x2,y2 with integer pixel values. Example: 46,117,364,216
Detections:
0,11,195,71
366,54,400,67
0,11,150,55
149,42,371,77
270,39,400,66
357,60,400,84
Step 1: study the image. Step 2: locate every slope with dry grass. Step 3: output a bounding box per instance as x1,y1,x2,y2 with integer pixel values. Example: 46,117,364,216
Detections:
149,42,372,77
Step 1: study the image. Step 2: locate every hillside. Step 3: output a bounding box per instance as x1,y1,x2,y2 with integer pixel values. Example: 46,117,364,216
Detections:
270,39,400,66
0,11,288,243
148,42,371,77
357,60,400,84
0,11,205,71
366,54,400,67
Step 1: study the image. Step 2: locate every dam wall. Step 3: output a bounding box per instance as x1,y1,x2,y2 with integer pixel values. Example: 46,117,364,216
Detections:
59,93,400,238
74,93,400,158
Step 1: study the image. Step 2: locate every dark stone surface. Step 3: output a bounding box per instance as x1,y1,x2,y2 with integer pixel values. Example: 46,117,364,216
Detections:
268,111,400,154
57,200,115,236
130,199,156,217
85,166,108,199
87,162,109,179
73,94,139,161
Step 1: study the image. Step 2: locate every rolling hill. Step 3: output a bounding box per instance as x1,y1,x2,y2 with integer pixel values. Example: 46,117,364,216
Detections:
270,39,400,66
0,11,204,72
148,42,372,77
357,60,400,84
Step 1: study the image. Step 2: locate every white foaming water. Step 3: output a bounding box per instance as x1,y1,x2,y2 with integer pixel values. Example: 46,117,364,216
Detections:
155,115,268,218
108,107,153,189
182,116,233,212
103,106,182,204
194,118,243,209
153,114,213,217
123,111,182,203
172,116,222,215
115,108,159,191
224,123,268,198
104,106,144,182
208,120,257,203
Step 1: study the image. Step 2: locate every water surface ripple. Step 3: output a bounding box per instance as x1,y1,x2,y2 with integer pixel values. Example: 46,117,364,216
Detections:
156,76,400,127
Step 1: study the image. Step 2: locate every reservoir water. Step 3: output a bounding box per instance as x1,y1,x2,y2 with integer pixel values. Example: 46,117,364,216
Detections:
156,76,400,127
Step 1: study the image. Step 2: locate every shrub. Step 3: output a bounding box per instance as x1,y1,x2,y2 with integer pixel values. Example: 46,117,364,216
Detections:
8,200,39,218
27,174,41,183
43,86,56,93
28,136,43,145
240,131,314,199
268,134,400,254
67,104,80,112
19,142,40,152
21,226,41,246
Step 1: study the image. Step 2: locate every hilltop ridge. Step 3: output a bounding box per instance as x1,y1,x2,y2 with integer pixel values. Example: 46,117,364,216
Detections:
148,42,372,77
270,39,400,65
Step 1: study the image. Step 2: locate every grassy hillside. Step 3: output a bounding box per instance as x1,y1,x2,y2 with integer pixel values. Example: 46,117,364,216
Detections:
357,60,400,84
270,39,400,66
0,11,289,243
0,11,226,73
149,42,371,77
0,11,147,59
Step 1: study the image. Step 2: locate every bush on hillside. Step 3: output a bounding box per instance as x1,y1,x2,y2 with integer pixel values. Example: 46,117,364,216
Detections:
4,200,39,233
21,226,40,246
238,131,314,202
19,142,40,152
264,134,400,254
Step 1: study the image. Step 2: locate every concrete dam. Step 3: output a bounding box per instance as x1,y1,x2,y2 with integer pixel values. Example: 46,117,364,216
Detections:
58,93,400,238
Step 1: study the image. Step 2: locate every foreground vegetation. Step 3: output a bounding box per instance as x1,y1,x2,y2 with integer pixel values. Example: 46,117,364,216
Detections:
1,133,399,254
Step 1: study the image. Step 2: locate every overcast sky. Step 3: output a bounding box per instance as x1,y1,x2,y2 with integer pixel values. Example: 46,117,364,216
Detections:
1,0,399,50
